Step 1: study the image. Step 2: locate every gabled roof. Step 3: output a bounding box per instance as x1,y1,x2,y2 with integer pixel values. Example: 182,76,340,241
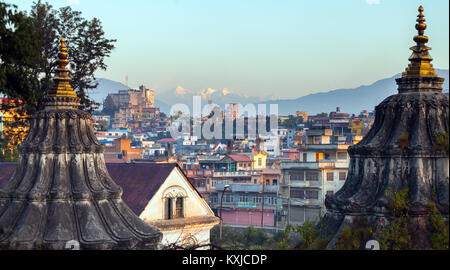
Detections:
225,154,252,162
253,149,269,156
106,163,176,214
0,162,194,216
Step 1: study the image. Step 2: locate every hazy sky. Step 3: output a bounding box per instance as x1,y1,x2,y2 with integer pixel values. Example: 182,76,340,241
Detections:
6,0,450,99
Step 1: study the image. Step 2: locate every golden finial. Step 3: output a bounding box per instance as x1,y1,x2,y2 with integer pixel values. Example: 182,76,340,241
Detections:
402,6,438,78
46,38,78,99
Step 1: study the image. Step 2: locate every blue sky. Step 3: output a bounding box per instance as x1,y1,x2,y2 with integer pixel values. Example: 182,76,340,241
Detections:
6,0,449,99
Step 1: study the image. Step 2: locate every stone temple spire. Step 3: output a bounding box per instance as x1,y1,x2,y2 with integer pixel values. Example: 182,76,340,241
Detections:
319,6,448,249
0,39,162,249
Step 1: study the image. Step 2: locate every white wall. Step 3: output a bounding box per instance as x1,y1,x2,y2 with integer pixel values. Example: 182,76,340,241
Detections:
139,167,218,249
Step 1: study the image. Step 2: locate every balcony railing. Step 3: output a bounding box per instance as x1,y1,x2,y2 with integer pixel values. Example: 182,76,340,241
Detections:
213,171,259,177
214,183,279,193
281,160,348,169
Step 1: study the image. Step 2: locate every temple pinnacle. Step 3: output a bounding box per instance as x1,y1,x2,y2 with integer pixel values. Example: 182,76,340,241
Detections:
46,38,79,100
402,5,438,78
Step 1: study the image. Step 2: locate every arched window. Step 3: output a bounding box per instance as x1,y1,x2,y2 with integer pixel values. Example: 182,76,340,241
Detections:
175,197,184,218
163,186,187,220
165,197,173,219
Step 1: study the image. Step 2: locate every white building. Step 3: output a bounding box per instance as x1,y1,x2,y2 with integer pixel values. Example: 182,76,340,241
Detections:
280,135,351,228
107,162,220,249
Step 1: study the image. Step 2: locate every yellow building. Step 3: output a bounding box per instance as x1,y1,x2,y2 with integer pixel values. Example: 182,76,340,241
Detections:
252,150,268,170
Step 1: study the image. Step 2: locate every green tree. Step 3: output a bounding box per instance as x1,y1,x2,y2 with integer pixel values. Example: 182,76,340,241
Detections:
29,1,117,113
0,2,41,108
102,94,116,117
282,115,303,129
378,188,414,250
0,2,40,160
435,131,449,156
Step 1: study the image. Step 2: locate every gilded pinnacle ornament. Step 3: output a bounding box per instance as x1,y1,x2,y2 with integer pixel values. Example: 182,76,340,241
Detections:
42,39,80,109
396,6,445,93
0,38,162,250
47,38,78,98
402,6,438,78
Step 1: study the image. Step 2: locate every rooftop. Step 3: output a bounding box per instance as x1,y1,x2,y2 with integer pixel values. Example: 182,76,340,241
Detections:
0,162,197,216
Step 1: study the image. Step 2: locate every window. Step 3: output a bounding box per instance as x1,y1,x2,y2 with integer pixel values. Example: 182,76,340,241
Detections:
268,197,277,205
175,198,184,218
254,179,258,184
290,189,304,199
224,194,233,203
290,172,304,181
253,196,262,204
306,172,319,181
339,172,346,181
165,198,173,219
337,152,348,160
326,191,334,196
258,158,262,166
211,194,218,203
305,190,319,199
273,179,278,185
266,180,270,185
327,172,334,181
239,195,248,203
303,153,307,162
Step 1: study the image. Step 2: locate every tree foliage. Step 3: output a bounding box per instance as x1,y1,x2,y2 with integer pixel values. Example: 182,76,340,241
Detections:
1,1,116,113
0,1,115,155
435,131,449,156
29,0,116,112
282,115,303,129
0,2,41,109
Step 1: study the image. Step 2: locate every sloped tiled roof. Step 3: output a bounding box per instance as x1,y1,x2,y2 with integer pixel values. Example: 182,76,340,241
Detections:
225,154,251,162
0,162,182,215
106,163,176,214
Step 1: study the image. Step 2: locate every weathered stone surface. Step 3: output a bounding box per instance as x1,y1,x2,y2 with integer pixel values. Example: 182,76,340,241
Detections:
319,7,449,250
325,91,449,216
0,39,162,250
0,107,163,250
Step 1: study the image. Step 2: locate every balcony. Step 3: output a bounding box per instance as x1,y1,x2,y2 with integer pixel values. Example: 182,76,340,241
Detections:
214,183,279,193
185,169,214,177
281,160,348,170
281,162,319,170
213,171,259,177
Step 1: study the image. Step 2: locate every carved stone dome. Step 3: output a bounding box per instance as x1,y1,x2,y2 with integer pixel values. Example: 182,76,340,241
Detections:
319,6,449,249
0,39,162,250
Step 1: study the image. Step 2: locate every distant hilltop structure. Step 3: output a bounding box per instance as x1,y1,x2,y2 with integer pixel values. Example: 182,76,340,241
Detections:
106,85,155,109
102,85,160,130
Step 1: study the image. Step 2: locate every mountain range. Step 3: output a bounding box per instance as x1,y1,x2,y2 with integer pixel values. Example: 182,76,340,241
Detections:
90,69,448,115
